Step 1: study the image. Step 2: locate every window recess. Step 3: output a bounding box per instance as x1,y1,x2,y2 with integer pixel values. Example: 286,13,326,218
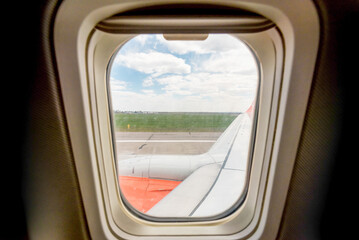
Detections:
95,4,274,34
86,3,279,235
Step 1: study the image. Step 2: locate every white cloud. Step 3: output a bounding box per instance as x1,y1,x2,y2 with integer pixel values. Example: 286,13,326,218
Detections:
154,72,257,99
114,51,191,77
142,89,155,95
156,75,186,85
156,34,247,55
110,34,259,112
110,77,127,91
199,49,257,75
142,77,154,87
134,35,150,45
111,90,254,112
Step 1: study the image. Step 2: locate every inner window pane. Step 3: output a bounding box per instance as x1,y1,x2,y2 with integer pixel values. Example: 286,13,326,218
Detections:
108,34,258,218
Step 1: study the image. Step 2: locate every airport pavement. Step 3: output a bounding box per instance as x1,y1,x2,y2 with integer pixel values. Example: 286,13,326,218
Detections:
116,131,221,159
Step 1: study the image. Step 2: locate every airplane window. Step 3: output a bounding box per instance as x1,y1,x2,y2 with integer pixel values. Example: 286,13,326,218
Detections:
108,34,258,219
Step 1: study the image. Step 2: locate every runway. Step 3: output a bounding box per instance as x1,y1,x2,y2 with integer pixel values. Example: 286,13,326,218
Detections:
115,131,222,159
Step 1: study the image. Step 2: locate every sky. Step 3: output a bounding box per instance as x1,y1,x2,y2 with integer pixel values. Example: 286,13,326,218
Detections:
109,34,258,113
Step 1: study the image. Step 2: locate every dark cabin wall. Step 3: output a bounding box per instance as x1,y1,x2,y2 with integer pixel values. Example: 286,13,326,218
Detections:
277,0,359,239
2,0,90,239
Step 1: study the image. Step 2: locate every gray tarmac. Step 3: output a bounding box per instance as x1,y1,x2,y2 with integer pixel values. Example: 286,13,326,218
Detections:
115,131,221,159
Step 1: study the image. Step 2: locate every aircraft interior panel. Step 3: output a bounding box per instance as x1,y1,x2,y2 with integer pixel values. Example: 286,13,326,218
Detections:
4,0,358,239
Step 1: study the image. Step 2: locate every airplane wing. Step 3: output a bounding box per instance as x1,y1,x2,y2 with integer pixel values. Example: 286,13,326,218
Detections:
117,111,253,217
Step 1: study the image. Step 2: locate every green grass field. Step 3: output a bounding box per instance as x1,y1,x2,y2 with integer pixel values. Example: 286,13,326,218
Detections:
114,112,239,132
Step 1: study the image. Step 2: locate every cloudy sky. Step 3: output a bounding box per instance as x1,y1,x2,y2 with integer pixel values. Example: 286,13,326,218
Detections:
109,34,258,112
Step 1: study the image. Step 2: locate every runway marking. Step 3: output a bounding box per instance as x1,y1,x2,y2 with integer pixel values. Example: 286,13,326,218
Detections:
138,144,147,149
116,140,216,143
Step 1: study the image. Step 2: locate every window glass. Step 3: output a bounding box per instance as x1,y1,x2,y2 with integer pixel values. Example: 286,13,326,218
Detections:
108,34,258,218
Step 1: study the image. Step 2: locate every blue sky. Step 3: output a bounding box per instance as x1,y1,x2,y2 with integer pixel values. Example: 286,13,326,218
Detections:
109,34,258,112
